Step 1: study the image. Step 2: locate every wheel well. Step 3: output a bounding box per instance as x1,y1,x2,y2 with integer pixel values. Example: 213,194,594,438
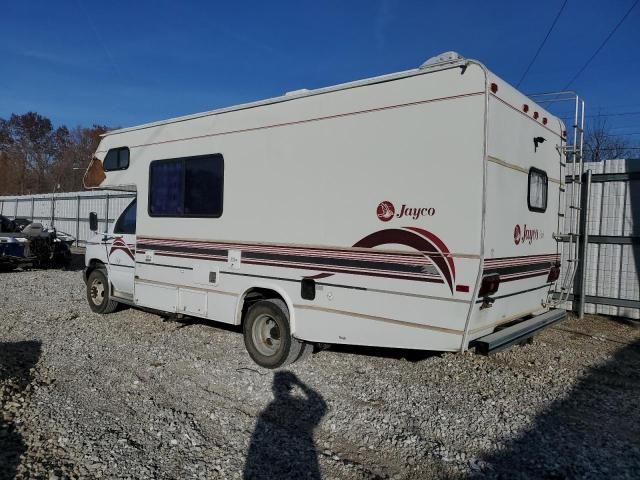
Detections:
86,259,105,278
237,288,289,325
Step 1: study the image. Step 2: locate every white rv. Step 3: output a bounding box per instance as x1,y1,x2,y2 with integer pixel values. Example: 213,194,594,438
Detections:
83,52,568,368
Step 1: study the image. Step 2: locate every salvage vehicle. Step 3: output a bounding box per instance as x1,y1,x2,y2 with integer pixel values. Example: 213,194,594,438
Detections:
0,215,74,270
82,52,576,368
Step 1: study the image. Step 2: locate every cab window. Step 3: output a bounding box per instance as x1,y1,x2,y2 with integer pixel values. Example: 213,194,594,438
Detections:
114,199,137,234
103,147,130,171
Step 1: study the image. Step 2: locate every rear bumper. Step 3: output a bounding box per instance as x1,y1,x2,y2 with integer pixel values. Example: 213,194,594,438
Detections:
471,308,566,355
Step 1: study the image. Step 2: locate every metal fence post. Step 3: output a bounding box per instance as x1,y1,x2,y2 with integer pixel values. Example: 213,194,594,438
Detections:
14,199,18,219
574,169,592,319
76,195,81,247
50,194,56,228
30,197,35,221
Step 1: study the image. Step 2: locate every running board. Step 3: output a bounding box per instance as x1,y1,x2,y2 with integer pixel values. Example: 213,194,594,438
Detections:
471,309,566,355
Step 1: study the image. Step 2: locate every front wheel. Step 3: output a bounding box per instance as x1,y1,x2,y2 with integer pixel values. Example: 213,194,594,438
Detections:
86,268,119,314
243,299,302,369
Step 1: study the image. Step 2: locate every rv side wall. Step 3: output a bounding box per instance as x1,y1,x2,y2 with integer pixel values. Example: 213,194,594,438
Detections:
96,64,489,351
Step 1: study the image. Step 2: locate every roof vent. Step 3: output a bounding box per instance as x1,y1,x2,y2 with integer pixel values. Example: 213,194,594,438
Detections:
285,88,310,96
420,51,464,69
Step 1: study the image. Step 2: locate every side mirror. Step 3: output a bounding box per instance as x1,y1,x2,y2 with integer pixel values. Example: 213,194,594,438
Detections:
89,212,98,232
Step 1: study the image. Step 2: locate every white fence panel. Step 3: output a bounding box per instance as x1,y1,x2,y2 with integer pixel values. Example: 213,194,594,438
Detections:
0,190,135,246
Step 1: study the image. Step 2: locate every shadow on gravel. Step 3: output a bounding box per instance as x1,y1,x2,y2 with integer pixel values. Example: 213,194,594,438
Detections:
244,371,327,480
478,340,640,479
0,341,41,480
326,344,440,363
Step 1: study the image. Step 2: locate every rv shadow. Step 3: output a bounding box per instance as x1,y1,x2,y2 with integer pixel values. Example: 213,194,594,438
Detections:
477,339,640,479
0,341,41,480
324,343,440,362
244,371,327,480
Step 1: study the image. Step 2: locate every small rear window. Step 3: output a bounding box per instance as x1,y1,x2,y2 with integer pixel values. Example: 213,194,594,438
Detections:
528,167,548,212
103,147,130,171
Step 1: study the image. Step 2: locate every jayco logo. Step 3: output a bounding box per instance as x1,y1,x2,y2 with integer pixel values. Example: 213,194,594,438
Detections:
514,224,540,245
377,201,436,222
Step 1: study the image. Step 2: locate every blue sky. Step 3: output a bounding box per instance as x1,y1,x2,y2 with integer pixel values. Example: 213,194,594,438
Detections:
1,0,639,138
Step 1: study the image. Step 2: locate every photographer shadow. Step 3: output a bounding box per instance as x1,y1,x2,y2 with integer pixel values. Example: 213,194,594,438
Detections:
244,371,327,480
0,341,41,480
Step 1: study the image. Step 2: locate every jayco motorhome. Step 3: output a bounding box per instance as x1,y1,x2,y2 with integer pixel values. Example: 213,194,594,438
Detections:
83,52,570,368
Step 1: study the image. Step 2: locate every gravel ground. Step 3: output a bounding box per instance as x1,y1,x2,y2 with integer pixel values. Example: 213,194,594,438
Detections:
1,267,639,480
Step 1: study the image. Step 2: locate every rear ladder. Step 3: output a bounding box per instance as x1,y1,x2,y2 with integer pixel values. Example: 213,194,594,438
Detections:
528,92,585,308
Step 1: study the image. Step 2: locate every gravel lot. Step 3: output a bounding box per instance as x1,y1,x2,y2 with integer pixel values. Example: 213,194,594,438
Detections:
1,267,639,480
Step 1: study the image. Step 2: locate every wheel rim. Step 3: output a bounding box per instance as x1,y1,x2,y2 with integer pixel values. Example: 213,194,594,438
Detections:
252,313,282,356
90,277,105,306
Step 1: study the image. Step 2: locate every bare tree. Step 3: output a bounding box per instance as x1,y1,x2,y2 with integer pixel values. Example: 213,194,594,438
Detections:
583,115,632,162
0,113,109,195
0,112,69,194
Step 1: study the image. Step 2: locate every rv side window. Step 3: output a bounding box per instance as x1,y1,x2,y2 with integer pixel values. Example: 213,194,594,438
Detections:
149,154,224,217
103,147,130,171
528,167,547,212
114,199,137,234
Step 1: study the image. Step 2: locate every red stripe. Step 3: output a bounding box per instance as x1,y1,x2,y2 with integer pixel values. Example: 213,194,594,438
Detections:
500,270,550,282
490,94,562,138
144,250,444,284
115,91,486,151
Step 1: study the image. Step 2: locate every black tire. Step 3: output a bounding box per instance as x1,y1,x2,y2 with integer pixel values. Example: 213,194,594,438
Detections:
243,299,302,369
296,342,314,364
86,268,119,314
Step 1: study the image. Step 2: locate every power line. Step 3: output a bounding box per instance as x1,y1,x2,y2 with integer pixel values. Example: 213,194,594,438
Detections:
559,111,640,122
564,0,640,88
517,0,568,87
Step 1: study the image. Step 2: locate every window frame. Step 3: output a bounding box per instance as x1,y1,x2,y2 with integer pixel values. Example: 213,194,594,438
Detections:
103,147,130,172
527,167,548,213
114,199,137,234
147,153,224,218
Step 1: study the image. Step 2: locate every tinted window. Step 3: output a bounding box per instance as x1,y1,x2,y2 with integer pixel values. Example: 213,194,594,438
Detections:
528,167,548,212
103,147,130,171
114,199,137,234
149,154,224,217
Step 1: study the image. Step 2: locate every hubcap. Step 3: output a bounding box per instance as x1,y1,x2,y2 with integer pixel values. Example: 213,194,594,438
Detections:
90,277,105,306
252,314,282,356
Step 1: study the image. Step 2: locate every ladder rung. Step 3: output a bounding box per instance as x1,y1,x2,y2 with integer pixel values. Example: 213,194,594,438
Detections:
570,206,581,210
558,213,565,217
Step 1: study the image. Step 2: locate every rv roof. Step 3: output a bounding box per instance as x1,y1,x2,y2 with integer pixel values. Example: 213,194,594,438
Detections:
103,57,469,137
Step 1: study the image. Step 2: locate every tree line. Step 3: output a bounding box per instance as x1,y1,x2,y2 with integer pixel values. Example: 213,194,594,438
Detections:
0,112,109,196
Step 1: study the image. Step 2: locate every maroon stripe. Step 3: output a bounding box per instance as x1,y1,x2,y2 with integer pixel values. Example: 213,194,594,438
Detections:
137,236,430,259
490,94,562,138
120,91,486,151
147,250,444,284
500,270,550,282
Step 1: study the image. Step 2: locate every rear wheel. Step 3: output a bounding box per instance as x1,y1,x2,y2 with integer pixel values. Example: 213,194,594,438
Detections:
243,299,302,369
86,268,119,314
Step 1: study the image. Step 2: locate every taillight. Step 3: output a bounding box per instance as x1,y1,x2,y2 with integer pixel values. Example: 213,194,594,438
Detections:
547,264,560,282
479,274,500,297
